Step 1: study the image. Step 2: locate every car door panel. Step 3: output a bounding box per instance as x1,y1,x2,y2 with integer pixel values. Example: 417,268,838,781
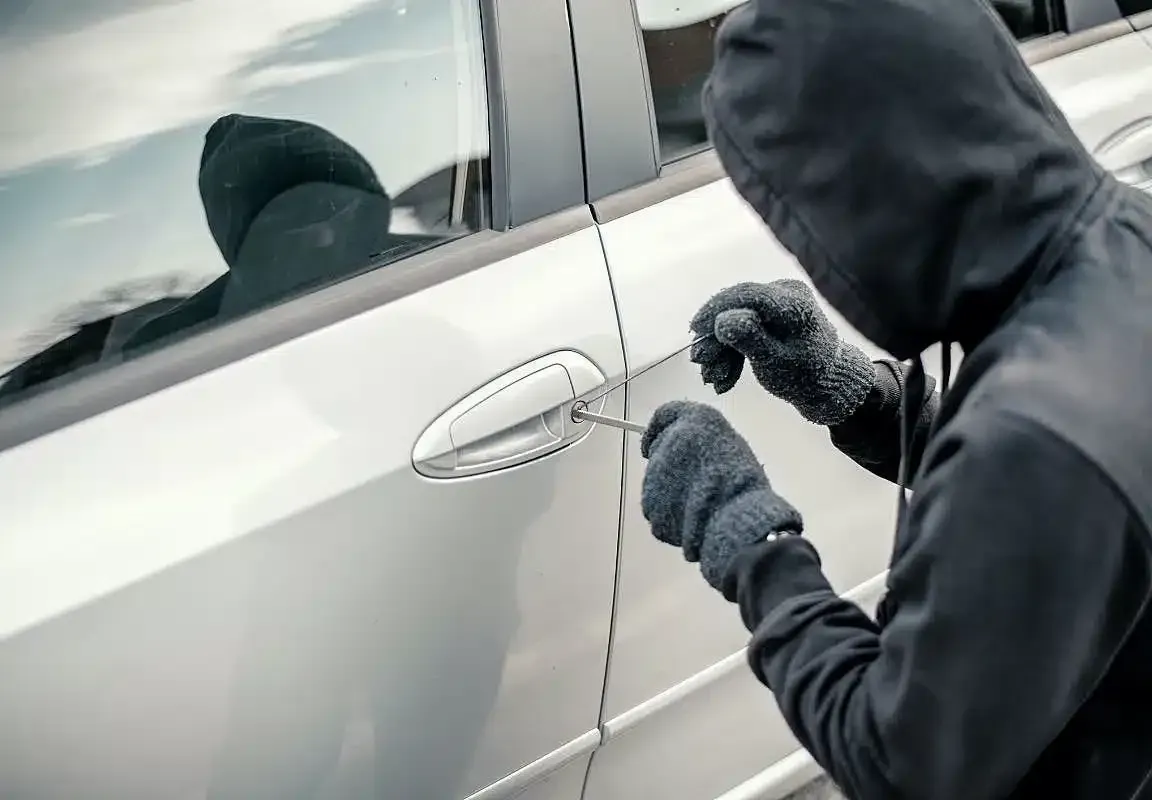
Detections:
585,578,888,800
469,746,597,800
597,174,896,721
507,754,594,800
0,221,626,800
586,654,797,800
584,175,898,799
1028,29,1152,202
1029,31,1152,156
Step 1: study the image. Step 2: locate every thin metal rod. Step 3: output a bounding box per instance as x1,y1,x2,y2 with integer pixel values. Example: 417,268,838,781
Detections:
581,335,707,406
571,404,647,434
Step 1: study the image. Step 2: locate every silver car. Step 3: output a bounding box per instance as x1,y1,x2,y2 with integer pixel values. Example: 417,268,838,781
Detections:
0,1,1149,798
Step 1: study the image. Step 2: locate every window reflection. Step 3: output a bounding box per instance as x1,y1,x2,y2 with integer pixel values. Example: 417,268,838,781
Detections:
0,0,488,405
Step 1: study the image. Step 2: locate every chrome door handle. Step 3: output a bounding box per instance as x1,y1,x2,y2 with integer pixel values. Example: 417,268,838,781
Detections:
412,351,609,478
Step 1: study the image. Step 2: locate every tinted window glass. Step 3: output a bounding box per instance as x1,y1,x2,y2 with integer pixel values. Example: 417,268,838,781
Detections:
994,0,1058,40
1118,0,1152,15
0,0,489,406
636,0,744,163
635,0,1055,164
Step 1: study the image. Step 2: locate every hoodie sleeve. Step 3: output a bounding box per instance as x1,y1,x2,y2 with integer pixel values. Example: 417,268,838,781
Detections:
722,409,1152,800
827,361,938,484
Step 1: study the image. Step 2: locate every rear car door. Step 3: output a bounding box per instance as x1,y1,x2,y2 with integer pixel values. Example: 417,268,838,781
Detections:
567,0,1152,798
0,2,623,799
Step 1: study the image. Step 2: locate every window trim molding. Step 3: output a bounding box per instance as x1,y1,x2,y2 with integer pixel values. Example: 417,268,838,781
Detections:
568,0,663,203
591,148,723,224
487,0,586,226
1022,16,1135,64
0,0,589,452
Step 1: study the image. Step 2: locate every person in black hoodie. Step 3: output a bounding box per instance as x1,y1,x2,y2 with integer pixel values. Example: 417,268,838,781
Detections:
638,1,1152,798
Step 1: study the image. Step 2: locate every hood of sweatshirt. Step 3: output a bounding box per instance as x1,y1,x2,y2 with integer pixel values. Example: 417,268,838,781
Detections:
702,0,1105,361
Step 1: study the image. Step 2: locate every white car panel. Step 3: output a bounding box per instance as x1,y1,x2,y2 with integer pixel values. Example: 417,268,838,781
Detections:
1032,32,1152,155
0,226,625,800
587,178,898,800
1035,31,1152,195
598,178,896,721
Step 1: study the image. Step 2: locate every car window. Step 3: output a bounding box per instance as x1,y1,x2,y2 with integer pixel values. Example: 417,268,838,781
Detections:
636,0,744,164
995,0,1059,40
0,0,489,406
635,0,1058,165
1118,0,1152,14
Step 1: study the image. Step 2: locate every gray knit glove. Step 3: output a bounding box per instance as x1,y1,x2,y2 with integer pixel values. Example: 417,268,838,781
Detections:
640,401,803,591
689,279,874,426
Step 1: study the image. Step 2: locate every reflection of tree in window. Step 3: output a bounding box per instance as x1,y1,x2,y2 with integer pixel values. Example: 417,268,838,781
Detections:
0,273,206,402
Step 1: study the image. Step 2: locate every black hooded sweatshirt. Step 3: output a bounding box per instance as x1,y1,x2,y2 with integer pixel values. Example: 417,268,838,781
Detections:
703,1,1152,798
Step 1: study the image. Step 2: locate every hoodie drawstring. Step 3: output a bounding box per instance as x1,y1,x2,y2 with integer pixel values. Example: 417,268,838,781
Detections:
896,344,951,522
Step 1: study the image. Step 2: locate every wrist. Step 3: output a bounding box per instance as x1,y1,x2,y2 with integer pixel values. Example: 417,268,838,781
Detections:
796,341,874,426
722,535,832,618
700,487,803,591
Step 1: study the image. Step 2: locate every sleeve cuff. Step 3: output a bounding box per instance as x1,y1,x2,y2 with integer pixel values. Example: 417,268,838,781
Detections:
721,535,834,629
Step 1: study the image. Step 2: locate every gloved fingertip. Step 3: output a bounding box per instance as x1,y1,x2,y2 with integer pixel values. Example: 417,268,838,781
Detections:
640,432,656,460
690,337,724,365
713,375,737,395
651,525,682,548
700,359,726,384
714,308,772,354
641,400,692,457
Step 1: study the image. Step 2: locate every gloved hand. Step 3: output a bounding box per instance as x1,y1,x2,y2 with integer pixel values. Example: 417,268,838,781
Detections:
640,401,803,592
689,279,874,426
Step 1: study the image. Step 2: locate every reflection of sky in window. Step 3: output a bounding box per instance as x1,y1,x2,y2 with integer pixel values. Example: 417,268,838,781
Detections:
0,0,489,369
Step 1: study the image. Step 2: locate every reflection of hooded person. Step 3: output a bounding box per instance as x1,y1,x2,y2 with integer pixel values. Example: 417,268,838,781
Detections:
126,114,432,352
193,114,553,800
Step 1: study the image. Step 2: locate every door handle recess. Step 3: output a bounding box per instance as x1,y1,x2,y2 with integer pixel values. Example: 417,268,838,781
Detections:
412,351,609,478
1096,116,1152,193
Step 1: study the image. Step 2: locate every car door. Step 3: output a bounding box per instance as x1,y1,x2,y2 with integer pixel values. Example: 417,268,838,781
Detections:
571,6,897,799
567,0,1149,798
0,2,623,799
